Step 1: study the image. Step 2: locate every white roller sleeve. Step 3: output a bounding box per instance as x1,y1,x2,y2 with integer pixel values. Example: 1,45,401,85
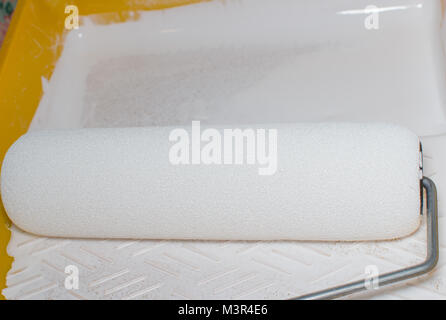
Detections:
0,123,422,241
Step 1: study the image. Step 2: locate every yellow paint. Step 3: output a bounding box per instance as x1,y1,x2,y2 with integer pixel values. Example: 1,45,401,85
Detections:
0,0,208,300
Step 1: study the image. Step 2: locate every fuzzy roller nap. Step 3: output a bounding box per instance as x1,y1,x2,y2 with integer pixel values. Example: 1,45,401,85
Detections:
0,123,422,241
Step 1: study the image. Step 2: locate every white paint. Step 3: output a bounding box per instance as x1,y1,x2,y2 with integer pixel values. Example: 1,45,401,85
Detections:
31,0,446,137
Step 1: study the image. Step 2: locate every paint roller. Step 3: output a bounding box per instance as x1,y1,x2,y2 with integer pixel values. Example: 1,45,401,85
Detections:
0,122,439,299
0,122,424,241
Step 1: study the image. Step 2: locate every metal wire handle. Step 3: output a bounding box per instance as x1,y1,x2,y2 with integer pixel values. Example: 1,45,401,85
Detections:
294,177,439,300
